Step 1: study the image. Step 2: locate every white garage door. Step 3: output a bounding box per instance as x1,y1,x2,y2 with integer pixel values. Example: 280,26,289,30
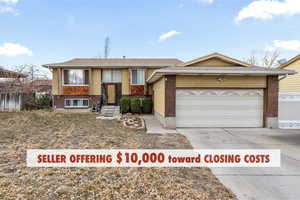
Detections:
176,89,264,128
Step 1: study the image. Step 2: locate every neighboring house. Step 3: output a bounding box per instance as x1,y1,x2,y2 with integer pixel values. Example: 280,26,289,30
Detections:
44,53,294,128
31,80,52,94
0,68,28,111
23,79,52,96
279,54,300,129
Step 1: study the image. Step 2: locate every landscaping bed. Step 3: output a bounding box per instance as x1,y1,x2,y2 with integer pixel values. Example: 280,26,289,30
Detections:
121,114,145,130
0,111,236,200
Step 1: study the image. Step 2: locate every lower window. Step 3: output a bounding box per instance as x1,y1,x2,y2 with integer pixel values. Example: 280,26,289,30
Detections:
64,99,89,108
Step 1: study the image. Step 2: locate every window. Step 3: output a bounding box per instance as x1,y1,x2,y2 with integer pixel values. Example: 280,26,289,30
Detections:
63,70,89,85
64,99,89,108
131,69,145,85
102,69,121,83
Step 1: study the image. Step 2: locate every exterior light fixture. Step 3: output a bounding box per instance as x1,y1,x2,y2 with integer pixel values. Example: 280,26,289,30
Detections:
217,76,225,82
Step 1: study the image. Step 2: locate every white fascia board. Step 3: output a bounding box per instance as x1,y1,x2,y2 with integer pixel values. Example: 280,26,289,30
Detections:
147,69,296,83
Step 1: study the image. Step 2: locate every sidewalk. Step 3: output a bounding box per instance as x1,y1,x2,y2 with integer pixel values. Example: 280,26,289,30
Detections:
143,115,177,134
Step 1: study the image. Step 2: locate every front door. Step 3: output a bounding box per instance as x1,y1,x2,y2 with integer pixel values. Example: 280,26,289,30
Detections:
107,84,116,104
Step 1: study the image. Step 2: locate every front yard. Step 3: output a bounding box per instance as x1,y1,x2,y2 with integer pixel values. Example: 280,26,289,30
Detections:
0,111,236,200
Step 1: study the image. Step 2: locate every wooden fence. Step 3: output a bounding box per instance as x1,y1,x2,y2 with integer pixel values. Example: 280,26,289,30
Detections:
0,92,33,112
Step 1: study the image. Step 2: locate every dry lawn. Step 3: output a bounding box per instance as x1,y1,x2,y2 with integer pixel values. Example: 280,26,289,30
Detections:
0,111,236,200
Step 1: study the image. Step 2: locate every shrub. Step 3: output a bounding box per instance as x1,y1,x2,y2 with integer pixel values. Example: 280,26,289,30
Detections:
36,94,52,108
130,98,141,114
142,98,152,114
120,97,130,114
24,96,36,110
25,94,52,110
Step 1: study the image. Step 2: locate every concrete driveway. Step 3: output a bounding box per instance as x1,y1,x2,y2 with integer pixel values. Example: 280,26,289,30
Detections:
178,128,300,200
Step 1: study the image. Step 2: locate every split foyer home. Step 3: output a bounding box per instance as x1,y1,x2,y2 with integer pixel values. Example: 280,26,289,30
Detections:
43,53,295,129
278,54,300,129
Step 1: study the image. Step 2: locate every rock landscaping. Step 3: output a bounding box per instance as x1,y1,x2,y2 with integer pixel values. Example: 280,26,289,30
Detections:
121,114,145,130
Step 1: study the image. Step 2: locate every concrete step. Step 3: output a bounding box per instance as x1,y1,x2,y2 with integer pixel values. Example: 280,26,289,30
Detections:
100,106,120,119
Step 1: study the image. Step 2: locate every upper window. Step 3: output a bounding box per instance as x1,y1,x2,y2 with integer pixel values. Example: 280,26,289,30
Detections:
102,69,121,83
131,69,145,85
63,69,89,85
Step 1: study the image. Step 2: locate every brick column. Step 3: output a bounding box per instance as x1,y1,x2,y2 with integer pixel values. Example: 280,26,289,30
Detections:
264,75,279,128
164,75,176,129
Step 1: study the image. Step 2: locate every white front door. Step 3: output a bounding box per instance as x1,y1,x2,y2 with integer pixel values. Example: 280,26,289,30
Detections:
176,89,264,128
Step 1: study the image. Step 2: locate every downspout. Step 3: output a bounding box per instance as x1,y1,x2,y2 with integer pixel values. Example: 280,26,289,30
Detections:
278,74,287,81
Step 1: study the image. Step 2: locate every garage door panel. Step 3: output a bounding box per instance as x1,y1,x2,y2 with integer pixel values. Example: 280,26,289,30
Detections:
176,89,264,128
176,98,263,106
177,104,262,111
176,112,262,118
176,121,262,128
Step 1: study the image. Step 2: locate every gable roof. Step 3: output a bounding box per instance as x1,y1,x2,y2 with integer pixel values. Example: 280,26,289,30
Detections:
279,54,300,69
147,52,296,83
183,52,251,67
43,58,183,68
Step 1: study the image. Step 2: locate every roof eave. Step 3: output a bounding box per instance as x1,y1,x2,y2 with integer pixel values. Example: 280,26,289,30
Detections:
147,69,296,83
279,54,300,69
43,64,178,68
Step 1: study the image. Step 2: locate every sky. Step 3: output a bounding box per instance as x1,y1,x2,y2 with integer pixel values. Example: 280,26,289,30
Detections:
1,0,300,74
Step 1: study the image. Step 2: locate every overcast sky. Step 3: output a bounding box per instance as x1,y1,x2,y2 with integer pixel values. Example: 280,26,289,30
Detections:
0,0,300,69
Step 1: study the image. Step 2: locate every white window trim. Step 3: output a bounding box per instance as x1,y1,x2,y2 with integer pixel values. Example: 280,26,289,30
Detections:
130,69,145,85
64,99,89,108
62,69,89,86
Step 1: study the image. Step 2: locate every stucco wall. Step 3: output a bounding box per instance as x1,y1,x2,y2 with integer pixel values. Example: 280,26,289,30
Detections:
153,77,165,117
280,59,300,92
176,75,267,88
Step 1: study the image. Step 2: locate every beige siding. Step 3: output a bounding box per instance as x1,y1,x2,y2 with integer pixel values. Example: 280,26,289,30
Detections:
90,68,101,95
122,69,130,95
52,68,59,95
280,59,300,92
187,58,237,67
176,75,267,88
153,77,165,117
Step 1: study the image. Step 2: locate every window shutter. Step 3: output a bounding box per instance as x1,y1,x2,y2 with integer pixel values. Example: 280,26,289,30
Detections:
64,70,69,84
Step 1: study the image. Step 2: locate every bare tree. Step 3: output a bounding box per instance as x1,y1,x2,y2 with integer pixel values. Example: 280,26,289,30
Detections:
13,64,49,81
245,50,281,68
104,37,110,59
7,64,50,92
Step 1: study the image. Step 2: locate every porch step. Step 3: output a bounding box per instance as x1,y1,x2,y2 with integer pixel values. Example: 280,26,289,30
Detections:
97,106,120,120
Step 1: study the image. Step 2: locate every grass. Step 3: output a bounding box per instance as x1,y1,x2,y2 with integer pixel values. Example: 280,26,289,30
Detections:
0,111,236,200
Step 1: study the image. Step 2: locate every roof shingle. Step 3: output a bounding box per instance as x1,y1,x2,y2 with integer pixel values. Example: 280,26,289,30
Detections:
43,58,183,68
